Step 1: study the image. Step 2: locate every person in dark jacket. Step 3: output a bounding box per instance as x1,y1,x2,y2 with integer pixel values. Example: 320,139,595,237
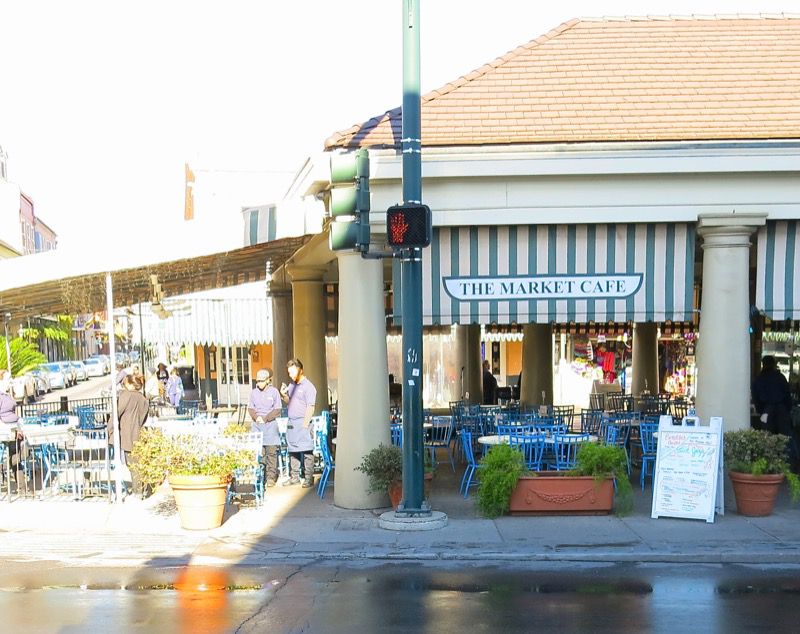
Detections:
482,360,498,405
115,373,150,496
752,355,797,469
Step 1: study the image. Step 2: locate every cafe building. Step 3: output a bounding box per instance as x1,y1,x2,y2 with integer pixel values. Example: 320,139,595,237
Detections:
267,16,800,508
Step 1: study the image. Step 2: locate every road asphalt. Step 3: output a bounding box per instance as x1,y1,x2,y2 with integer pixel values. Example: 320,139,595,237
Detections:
1,466,799,569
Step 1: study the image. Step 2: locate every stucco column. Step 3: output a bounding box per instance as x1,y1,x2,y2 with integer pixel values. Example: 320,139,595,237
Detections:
632,322,659,396
334,251,390,509
288,265,329,414
695,213,766,431
269,284,293,379
520,323,553,407
455,324,482,404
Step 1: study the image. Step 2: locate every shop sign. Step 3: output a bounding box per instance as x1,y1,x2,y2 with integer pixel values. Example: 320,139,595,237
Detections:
443,274,643,302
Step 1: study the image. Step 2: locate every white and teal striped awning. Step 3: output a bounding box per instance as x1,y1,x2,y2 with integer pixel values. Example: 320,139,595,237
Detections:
420,223,695,325
243,205,277,247
756,220,799,320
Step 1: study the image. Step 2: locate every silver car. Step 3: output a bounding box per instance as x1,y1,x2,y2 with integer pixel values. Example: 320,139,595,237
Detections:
56,361,77,387
40,363,66,390
83,358,105,378
70,360,89,382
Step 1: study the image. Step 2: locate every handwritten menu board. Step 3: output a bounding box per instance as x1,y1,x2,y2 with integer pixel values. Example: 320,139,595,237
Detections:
651,418,722,523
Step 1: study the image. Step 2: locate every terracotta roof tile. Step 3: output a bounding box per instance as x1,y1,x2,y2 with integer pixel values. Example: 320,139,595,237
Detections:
325,14,800,149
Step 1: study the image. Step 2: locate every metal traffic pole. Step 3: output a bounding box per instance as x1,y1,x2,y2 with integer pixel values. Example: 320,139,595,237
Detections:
397,0,429,515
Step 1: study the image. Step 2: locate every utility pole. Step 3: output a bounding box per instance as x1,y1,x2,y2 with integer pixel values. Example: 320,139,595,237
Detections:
397,0,428,515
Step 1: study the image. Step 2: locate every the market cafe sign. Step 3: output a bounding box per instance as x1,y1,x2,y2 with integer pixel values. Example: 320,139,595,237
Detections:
443,274,643,301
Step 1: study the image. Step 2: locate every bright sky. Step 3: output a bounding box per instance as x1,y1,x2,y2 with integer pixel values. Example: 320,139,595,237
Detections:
0,1,795,251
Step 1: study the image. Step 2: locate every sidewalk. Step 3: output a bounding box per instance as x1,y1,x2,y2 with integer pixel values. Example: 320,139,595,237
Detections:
1,466,799,568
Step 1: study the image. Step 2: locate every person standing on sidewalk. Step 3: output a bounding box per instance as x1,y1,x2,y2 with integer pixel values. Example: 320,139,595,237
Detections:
115,373,149,497
752,355,798,470
166,366,184,408
248,368,282,487
482,359,498,405
280,358,317,488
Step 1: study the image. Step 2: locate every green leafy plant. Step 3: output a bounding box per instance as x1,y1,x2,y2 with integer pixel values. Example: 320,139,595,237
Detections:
569,443,634,515
476,443,525,518
130,428,257,491
0,338,47,376
355,444,403,495
723,429,800,502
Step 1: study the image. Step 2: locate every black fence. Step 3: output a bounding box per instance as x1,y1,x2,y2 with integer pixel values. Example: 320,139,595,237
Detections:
16,397,113,419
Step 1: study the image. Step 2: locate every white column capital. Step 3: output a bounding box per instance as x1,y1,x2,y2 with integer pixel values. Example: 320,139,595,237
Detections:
697,213,767,249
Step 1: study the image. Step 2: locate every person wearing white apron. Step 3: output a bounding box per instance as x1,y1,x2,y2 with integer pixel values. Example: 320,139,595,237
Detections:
280,359,317,488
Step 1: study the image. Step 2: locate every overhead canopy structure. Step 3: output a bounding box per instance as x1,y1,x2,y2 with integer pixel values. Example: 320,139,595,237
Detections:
0,235,310,319
136,297,273,346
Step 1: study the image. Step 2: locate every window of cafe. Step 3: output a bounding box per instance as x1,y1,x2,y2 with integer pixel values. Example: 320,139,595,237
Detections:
219,346,251,385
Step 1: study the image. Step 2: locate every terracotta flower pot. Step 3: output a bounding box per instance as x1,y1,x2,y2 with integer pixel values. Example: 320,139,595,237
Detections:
729,471,785,517
508,473,614,515
169,474,231,530
388,480,403,509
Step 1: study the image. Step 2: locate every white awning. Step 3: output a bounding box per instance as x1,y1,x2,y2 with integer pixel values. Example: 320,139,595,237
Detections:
756,220,799,320
133,297,272,346
419,223,696,325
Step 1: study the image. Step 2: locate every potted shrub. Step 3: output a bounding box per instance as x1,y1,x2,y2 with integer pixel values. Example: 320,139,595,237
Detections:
723,429,800,516
131,428,257,529
355,444,403,508
476,443,526,518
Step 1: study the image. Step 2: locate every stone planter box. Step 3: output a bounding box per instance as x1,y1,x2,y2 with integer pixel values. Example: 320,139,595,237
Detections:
508,473,614,515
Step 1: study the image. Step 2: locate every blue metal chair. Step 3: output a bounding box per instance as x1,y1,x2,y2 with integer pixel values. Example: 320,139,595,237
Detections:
580,409,604,435
277,432,289,480
458,429,480,497
553,433,590,471
608,393,634,413
552,405,575,431
639,418,659,490
454,411,482,462
75,405,93,428
509,429,546,471
390,423,403,448
316,430,335,498
425,416,455,472
604,420,632,474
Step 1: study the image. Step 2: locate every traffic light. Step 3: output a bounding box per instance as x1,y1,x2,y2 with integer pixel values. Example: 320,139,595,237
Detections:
328,149,370,252
386,203,431,248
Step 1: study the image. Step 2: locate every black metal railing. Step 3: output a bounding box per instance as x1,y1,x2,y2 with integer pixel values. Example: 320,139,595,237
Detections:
17,397,113,419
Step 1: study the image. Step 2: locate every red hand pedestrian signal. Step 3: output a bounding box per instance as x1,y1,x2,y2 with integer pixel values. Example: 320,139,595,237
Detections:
386,204,431,248
388,211,410,244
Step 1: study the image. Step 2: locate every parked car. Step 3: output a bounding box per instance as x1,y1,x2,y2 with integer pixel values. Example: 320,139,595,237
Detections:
29,369,51,395
70,360,88,382
10,373,37,403
56,361,78,387
83,357,106,378
40,363,66,390
93,355,111,374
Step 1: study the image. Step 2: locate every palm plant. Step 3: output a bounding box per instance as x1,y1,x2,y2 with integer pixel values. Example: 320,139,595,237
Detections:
0,337,47,376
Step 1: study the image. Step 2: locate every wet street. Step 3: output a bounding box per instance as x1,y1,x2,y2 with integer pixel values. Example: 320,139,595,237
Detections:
1,561,799,633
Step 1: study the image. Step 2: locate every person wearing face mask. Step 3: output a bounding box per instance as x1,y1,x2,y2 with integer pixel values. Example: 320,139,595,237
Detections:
248,368,282,487
279,358,317,488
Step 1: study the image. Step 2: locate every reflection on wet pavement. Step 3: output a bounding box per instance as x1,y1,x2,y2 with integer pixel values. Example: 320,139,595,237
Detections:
2,562,800,632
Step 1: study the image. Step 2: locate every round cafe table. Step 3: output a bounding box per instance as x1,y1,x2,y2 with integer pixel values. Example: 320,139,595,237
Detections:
477,433,599,446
